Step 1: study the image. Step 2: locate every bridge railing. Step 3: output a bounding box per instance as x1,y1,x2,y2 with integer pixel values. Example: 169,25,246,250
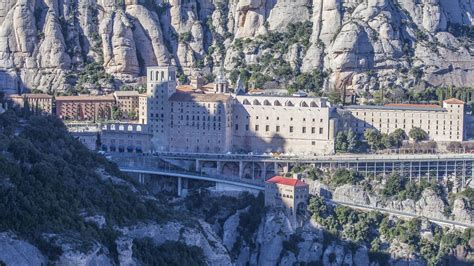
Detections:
112,155,265,186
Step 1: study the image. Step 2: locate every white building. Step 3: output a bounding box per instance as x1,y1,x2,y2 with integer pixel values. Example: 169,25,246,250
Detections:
343,99,465,142
144,66,337,155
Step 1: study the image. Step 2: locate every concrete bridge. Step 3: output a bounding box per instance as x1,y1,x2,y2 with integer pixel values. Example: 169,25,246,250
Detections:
114,152,474,187
112,153,474,228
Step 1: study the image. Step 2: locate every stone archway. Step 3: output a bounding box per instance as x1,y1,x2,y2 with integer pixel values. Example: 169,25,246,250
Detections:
220,161,240,178
242,162,263,180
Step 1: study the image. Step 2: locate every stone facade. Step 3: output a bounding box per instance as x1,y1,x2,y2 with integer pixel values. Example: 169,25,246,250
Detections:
145,66,177,151
145,66,336,155
343,99,465,142
100,123,152,153
113,91,139,119
168,92,233,153
232,95,336,155
138,94,148,124
265,175,309,219
56,95,115,121
7,93,53,114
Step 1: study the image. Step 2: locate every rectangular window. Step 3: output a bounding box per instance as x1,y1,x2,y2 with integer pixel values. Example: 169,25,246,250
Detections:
266,125,270,132
255,125,259,131
319,128,323,134
311,127,315,134
276,126,280,132
246,124,249,131
290,126,293,133
235,124,239,131
302,127,306,133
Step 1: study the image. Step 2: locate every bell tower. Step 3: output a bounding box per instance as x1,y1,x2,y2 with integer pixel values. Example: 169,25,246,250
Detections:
214,64,229,94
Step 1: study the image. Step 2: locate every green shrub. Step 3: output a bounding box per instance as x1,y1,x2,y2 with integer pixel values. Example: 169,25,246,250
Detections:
330,169,362,186
0,112,168,262
132,238,205,266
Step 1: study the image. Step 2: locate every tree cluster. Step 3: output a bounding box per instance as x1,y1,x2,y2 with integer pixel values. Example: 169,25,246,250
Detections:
335,129,359,153
132,238,205,266
308,195,473,265
0,110,169,262
363,128,407,151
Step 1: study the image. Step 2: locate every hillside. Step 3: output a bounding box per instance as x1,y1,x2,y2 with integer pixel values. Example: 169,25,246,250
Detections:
0,109,204,264
0,108,472,265
0,0,473,96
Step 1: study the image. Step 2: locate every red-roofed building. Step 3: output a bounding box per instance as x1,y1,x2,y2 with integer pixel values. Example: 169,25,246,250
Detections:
265,175,309,220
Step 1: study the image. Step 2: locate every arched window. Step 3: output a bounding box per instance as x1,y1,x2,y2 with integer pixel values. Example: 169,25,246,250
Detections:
274,100,282,106
243,99,251,105
253,99,261,105
127,125,133,131
155,71,159,81
285,101,294,107
263,99,271,106
310,101,318,107
119,125,125,131
300,101,309,107
110,124,116,130
136,125,142,131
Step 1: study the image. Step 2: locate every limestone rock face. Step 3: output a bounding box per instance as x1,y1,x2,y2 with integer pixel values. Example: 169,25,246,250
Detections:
452,197,474,224
333,184,373,205
0,232,46,265
121,221,232,265
0,0,472,93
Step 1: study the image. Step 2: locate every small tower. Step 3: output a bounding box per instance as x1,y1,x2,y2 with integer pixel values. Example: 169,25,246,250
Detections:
190,69,203,90
214,64,229,94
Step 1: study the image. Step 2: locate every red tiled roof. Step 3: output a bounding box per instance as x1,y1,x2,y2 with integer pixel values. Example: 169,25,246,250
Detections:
176,85,195,91
56,95,115,101
266,176,308,187
384,103,441,108
443,98,464,105
169,91,231,102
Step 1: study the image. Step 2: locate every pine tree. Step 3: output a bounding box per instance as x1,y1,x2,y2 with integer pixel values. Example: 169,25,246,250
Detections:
346,129,359,152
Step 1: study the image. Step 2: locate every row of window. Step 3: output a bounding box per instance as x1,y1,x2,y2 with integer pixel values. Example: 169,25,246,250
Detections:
235,124,324,134
241,99,320,107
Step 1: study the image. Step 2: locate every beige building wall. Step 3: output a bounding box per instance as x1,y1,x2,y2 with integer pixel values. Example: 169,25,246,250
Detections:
168,92,233,153
114,91,139,118
344,99,465,142
55,95,115,121
139,94,148,124
265,179,309,217
232,95,336,155
146,66,177,151
100,123,152,153
8,93,53,114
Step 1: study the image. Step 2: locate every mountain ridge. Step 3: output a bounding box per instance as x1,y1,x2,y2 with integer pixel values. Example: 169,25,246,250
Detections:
0,0,473,95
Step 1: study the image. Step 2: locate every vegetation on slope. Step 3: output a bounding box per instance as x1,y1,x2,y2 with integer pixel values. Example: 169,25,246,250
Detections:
0,109,170,261
308,195,473,265
132,238,205,266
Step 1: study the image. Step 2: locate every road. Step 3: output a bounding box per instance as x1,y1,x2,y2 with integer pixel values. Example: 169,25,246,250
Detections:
329,199,473,229
119,166,265,191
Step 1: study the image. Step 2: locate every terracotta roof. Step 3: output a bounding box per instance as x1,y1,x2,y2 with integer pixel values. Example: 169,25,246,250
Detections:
266,176,308,187
114,90,139,97
169,92,231,103
443,98,465,105
384,103,441,108
176,85,195,92
56,95,115,101
8,93,52,99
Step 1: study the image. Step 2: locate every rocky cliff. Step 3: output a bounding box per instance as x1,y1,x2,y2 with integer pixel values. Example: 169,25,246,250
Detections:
0,0,473,94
